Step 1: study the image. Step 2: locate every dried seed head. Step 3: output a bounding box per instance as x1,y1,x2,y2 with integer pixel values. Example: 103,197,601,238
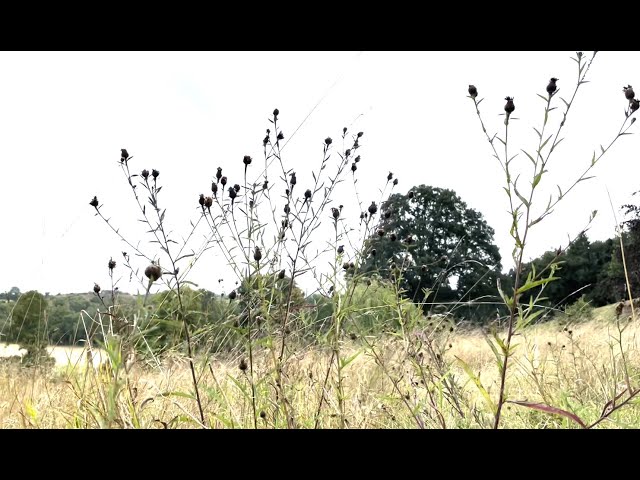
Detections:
93,283,101,294
325,137,332,146
349,262,355,269
357,132,363,138
145,264,162,282
631,98,640,113
211,182,218,196
284,204,290,214
504,97,515,114
228,187,237,200
262,180,269,190
337,245,344,254
290,172,297,186
221,176,227,186
408,190,415,199
233,184,241,193
204,196,213,208
239,358,248,371
546,77,559,95
89,196,99,208
624,85,635,101
152,169,159,179
354,155,361,163
393,178,398,186
199,194,205,206
121,149,129,162
468,85,478,98
368,201,378,215
254,246,262,262
228,290,237,300
108,258,116,270
390,233,397,242
387,172,393,181
351,163,357,173
377,228,385,237
360,212,366,220
278,269,286,280
263,135,270,147
331,207,340,219
216,167,222,182
343,262,350,271
277,132,284,141
304,189,312,200
243,155,252,166
141,169,149,179
384,210,392,219
273,108,279,117
345,149,351,157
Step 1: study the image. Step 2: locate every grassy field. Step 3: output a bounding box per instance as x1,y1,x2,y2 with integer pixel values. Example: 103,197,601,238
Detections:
0,303,638,429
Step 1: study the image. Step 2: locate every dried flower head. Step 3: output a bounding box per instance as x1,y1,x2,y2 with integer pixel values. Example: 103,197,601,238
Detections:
546,77,559,95
624,85,635,101
239,358,248,371
357,131,363,138
204,196,213,208
121,149,129,162
304,189,312,200
377,228,385,237
631,98,640,113
262,180,269,190
354,155,361,163
108,258,116,270
221,176,227,186
228,290,237,300
393,178,398,186
284,204,290,214
216,167,222,183
228,187,237,200
141,169,149,179
278,269,286,280
243,155,252,166
234,184,241,193
504,97,515,115
273,108,279,117
254,246,262,262
211,182,218,196
351,163,357,173
390,233,397,242
331,207,340,219
151,169,159,180
145,264,162,282
89,196,99,208
337,245,344,254
290,172,297,186
468,85,478,98
199,194,205,207
325,137,332,146
277,132,284,141
368,201,378,215
387,172,393,181
93,283,101,294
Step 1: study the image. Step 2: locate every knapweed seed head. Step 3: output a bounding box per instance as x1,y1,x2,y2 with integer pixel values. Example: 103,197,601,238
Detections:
337,245,344,254
216,167,222,183
325,137,332,146
354,155,361,163
204,196,213,208
121,149,129,162
243,155,252,166
199,194,205,207
254,246,262,262
631,98,640,113
228,290,237,300
357,131,363,138
145,264,162,282
221,176,227,186
368,201,378,215
211,182,218,196
504,97,515,115
547,77,559,95
624,85,635,101
277,132,284,141
93,283,101,294
278,269,286,280
387,172,393,181
152,169,159,179
234,184,241,193
304,189,312,200
468,85,478,98
332,207,340,219
393,178,398,186
90,196,99,208
239,358,248,371
108,258,116,270
273,108,279,117
141,169,149,180
228,187,237,200
351,163,357,173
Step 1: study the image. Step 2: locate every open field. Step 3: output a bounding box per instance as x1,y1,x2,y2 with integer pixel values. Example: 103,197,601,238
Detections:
1,303,638,429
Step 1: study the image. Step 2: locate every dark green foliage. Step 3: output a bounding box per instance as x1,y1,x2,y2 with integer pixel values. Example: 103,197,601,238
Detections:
360,185,503,321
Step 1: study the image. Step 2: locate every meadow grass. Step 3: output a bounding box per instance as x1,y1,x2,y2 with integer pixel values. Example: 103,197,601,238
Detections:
1,304,637,429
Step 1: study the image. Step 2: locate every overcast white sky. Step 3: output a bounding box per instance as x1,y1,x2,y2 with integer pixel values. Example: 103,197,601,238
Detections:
1,51,638,295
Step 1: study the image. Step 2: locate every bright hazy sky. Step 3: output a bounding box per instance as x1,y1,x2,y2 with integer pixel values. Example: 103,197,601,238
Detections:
2,51,639,295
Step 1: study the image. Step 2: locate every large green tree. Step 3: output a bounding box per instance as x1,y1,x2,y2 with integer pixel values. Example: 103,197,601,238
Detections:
6,290,51,363
360,185,503,320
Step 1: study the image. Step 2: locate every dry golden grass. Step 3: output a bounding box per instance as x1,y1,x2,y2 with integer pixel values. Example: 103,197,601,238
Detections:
1,304,638,428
